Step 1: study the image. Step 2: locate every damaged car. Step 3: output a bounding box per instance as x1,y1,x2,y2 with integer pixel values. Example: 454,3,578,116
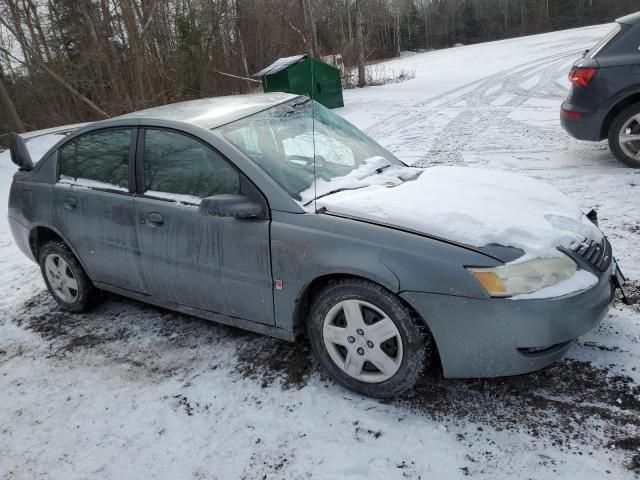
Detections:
7,93,625,398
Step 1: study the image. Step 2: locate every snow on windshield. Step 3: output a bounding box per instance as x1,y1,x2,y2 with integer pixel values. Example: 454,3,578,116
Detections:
315,165,603,259
299,156,422,206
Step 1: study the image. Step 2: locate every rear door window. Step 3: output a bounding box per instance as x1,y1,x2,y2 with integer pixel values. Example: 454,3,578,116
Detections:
59,129,132,191
587,24,623,58
142,129,240,203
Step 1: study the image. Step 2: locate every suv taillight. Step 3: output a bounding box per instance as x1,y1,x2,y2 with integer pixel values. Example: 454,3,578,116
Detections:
569,68,597,88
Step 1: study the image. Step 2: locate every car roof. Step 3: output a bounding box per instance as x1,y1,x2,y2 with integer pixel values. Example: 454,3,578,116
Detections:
617,11,640,26
113,92,301,129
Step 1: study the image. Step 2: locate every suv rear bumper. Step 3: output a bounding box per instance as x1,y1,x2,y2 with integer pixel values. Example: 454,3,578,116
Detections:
561,101,604,141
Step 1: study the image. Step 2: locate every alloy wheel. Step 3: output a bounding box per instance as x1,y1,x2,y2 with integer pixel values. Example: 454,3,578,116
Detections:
44,253,79,304
322,299,403,383
618,114,640,161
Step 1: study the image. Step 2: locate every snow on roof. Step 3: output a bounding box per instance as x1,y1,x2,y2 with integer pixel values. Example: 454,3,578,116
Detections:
115,92,300,128
618,11,640,25
253,55,307,78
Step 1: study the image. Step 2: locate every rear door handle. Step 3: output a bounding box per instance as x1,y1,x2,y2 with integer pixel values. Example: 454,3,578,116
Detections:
63,196,77,210
143,212,164,227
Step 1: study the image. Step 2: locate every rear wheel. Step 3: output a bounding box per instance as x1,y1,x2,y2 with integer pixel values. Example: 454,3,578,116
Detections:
39,241,99,312
307,278,432,398
608,103,640,168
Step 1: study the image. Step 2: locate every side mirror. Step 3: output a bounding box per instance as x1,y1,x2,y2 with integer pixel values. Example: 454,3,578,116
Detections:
8,133,34,171
199,194,264,219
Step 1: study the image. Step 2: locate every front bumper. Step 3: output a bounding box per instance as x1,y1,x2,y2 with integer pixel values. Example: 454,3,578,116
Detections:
401,264,615,378
560,101,604,141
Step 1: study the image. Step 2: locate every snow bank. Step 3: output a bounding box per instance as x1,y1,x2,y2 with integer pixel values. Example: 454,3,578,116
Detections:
312,165,603,258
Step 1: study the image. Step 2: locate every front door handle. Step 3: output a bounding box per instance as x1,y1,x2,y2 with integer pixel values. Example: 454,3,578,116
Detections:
63,196,77,210
143,212,164,227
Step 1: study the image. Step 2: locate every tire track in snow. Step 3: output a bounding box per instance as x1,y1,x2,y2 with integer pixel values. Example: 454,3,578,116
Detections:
365,49,583,139
363,49,585,166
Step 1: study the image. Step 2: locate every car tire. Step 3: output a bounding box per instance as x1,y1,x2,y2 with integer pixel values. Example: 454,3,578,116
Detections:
39,241,99,313
608,102,640,168
307,278,432,398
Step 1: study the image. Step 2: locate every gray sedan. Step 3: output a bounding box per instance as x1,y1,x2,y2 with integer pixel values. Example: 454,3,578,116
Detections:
7,93,620,398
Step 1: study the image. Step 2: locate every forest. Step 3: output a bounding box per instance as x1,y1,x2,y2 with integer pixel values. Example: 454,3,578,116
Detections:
0,0,638,138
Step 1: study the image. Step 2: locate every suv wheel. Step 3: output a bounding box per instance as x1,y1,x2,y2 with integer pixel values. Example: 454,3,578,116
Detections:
307,278,432,398
609,103,640,168
39,241,99,312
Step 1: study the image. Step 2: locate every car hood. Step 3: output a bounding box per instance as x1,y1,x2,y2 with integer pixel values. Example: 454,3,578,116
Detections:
313,165,603,259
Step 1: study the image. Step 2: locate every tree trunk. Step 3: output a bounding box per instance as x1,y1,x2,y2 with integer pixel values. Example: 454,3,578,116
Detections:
424,11,429,49
301,0,319,57
355,0,366,87
307,0,319,56
395,13,401,57
346,0,353,43
235,0,250,82
0,76,25,133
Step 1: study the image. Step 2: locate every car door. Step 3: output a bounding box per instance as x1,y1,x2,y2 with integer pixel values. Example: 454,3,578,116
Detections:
52,127,150,294
133,128,275,325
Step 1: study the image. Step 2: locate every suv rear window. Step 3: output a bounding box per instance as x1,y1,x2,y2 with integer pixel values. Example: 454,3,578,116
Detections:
587,24,622,58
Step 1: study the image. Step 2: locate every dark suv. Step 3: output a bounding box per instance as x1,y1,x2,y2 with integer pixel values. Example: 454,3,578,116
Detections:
561,11,640,168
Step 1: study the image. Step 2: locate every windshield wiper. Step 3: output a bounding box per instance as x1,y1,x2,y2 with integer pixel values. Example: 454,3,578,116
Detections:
304,166,417,206
302,185,368,207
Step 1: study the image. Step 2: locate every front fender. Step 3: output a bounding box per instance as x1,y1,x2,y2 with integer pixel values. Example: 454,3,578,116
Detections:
270,212,401,331
380,246,496,299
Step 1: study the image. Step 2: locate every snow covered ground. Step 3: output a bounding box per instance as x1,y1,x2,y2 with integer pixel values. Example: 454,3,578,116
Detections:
2,24,640,479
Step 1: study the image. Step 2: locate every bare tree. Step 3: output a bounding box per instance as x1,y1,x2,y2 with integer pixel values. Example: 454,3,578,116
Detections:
301,0,320,56
0,73,24,132
356,0,367,87
0,0,637,137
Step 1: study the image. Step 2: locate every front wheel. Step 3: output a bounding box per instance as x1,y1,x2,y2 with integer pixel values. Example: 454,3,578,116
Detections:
307,279,432,398
608,103,640,168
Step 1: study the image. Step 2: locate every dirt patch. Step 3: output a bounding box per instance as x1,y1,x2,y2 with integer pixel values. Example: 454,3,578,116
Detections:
390,359,640,452
234,337,313,390
12,291,640,457
613,437,640,474
618,279,640,313
15,297,132,353
354,421,383,440
615,437,640,450
13,292,311,388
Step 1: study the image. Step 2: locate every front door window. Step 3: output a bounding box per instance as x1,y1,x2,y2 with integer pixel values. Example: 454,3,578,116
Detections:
143,129,240,202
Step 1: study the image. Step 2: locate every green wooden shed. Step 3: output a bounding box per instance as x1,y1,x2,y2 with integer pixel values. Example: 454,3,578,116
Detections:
253,55,344,109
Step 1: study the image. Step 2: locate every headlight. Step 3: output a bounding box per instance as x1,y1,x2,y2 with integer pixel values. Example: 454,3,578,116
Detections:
468,256,577,297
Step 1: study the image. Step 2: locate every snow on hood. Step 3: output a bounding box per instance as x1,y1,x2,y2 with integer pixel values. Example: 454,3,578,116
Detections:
300,156,422,206
308,164,603,258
